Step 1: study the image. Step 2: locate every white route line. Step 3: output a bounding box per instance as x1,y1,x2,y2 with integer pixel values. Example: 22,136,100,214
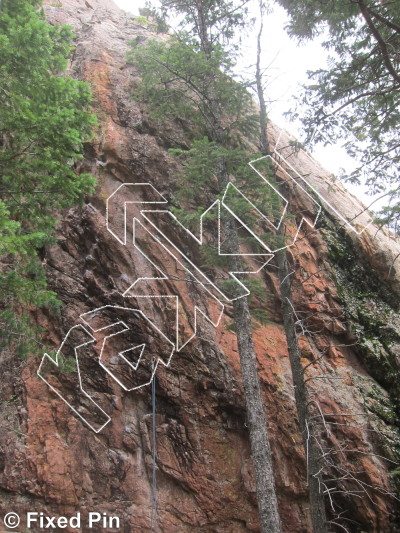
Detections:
125,217,225,351
80,305,175,391
37,307,175,432
39,147,372,432
106,183,167,245
125,217,272,351
271,135,373,234
37,324,111,433
248,156,322,251
139,209,273,298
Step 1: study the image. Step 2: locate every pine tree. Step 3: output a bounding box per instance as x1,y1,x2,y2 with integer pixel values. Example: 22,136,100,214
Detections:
131,2,283,530
254,4,329,531
276,0,400,232
0,0,96,356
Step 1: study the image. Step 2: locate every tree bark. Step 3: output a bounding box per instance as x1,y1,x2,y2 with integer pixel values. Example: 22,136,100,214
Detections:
161,3,283,530
207,31,282,532
256,13,269,157
230,248,282,533
255,3,328,529
216,157,283,533
276,247,329,533
357,0,400,86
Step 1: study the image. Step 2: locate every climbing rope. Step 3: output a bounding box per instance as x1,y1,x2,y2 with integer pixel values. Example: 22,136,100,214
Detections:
150,361,158,532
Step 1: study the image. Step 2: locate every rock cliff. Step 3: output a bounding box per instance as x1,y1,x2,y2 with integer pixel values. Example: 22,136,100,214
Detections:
0,0,399,532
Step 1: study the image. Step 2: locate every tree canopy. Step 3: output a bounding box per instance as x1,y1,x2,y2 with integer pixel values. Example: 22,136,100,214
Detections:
277,0,400,231
0,0,96,355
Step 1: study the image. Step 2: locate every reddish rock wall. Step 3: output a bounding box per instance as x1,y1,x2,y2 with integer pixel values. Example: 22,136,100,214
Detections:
1,1,399,532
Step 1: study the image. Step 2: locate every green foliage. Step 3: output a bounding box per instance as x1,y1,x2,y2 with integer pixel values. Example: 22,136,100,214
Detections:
171,139,263,204
242,278,269,303
243,278,271,327
133,6,282,526
278,0,400,231
130,0,279,330
168,138,286,262
170,139,227,201
0,307,41,358
134,15,150,26
249,307,270,326
225,307,270,332
200,243,230,270
240,231,287,254
0,0,96,356
170,138,281,212
58,355,77,373
138,4,169,33
129,36,258,141
159,0,249,54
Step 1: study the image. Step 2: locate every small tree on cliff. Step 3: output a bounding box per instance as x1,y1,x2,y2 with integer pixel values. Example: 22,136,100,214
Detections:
0,0,96,355
130,1,283,531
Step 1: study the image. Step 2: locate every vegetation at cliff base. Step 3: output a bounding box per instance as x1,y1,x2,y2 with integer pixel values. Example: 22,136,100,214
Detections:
0,0,96,356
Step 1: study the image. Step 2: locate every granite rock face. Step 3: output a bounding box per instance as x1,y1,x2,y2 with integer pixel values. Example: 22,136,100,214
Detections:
0,1,399,531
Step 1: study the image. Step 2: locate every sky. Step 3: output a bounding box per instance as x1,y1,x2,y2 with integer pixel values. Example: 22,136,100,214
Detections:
113,0,377,207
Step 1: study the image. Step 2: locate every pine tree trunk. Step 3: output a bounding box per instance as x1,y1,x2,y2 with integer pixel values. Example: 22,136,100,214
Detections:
254,5,328,528
277,248,329,533
233,293,283,532
217,162,282,533
162,3,283,529
222,215,282,533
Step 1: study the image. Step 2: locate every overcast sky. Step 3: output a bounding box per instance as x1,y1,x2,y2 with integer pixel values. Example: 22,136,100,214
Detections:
113,0,378,207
